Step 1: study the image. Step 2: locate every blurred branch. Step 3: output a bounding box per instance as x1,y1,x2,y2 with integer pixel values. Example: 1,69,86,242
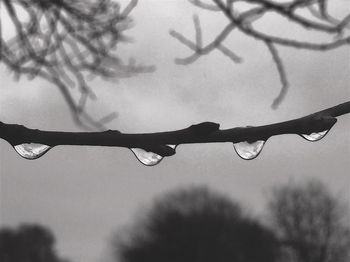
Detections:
0,101,348,161
0,0,155,130
265,40,288,109
171,0,350,108
169,15,241,65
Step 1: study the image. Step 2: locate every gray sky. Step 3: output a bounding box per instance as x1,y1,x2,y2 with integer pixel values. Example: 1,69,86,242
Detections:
1,1,350,262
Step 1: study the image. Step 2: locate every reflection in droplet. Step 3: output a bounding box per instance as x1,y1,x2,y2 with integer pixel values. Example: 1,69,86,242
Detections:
131,145,177,166
233,140,265,160
14,143,52,160
131,148,163,166
300,130,329,142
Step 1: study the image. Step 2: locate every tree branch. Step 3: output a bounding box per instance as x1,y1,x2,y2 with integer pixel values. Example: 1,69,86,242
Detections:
171,0,350,108
1,0,155,130
1,101,349,165
170,15,241,65
265,40,289,109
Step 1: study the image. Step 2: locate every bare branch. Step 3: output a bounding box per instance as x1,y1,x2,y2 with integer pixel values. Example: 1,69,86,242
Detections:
265,41,289,110
170,15,241,65
0,0,155,129
188,0,221,11
216,44,242,63
172,0,350,108
0,101,349,164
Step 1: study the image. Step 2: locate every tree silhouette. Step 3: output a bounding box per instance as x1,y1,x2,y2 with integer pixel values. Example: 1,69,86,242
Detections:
113,186,280,262
268,179,350,262
0,223,69,262
0,0,154,129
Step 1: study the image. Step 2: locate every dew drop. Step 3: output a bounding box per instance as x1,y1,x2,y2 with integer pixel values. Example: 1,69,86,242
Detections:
131,148,163,166
14,143,52,160
300,130,329,142
233,140,265,160
131,145,177,166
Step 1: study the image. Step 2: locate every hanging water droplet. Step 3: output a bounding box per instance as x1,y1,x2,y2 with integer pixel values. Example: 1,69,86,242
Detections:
131,148,163,166
130,145,177,166
300,130,329,142
14,143,52,160
233,140,265,160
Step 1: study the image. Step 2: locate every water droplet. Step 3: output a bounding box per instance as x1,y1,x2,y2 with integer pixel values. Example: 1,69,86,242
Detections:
130,145,177,166
300,130,329,142
131,148,163,166
14,143,52,160
233,140,265,160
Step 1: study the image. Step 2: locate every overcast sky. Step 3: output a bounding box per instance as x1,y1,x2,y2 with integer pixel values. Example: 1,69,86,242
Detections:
1,1,350,262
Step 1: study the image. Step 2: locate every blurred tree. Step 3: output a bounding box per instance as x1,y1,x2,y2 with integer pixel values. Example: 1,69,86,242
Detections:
0,223,69,262
113,186,281,262
268,179,350,262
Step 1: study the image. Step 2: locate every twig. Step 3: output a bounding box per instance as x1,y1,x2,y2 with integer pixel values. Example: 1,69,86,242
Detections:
172,0,350,109
0,0,155,130
170,16,241,65
265,40,289,110
0,101,349,160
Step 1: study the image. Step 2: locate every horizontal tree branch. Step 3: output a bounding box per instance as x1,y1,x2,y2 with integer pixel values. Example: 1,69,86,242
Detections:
0,102,349,161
